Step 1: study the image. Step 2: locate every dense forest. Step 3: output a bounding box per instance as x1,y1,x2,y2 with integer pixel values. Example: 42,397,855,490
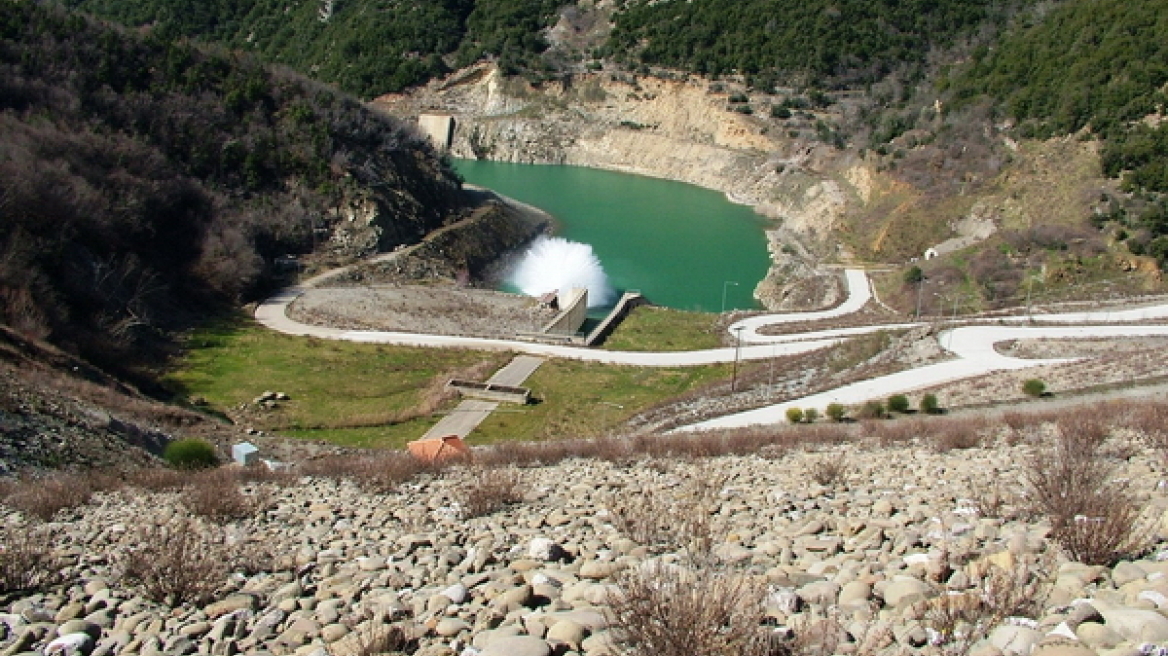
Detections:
605,0,1017,89
59,0,564,98
0,1,466,376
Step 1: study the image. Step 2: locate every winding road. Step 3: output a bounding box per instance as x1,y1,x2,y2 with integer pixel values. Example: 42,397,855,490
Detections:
256,267,1168,431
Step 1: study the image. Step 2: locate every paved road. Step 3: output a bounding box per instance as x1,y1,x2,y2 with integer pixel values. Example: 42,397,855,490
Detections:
255,267,1168,431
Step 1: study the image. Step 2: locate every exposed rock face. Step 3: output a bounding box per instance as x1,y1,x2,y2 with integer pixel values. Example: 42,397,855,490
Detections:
324,150,469,259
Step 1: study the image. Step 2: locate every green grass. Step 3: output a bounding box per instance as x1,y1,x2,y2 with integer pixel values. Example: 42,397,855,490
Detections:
472,359,729,442
166,316,729,448
166,318,511,449
602,306,724,351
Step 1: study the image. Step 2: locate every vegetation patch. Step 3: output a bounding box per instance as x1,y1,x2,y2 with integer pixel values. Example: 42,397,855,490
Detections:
474,359,729,442
601,306,723,352
166,320,510,449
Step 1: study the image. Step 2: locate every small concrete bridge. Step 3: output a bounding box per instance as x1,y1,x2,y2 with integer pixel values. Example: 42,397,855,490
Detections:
419,355,544,441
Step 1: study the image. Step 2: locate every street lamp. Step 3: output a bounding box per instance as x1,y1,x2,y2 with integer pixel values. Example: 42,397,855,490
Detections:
731,325,745,392
721,281,739,314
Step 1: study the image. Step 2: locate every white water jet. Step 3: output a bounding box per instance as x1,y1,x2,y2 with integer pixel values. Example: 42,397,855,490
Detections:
509,235,616,308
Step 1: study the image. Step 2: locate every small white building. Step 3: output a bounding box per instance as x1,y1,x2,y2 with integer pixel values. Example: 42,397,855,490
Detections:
232,442,260,466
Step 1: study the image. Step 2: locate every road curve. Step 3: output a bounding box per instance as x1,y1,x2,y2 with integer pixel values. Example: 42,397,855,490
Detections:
255,267,1168,431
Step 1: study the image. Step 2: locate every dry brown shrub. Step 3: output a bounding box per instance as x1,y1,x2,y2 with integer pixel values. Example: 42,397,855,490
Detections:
866,417,923,445
181,468,262,523
298,452,432,494
76,468,126,493
930,418,985,452
807,456,849,487
2,472,94,520
1119,399,1168,453
456,467,524,518
798,423,854,446
124,466,189,492
0,525,62,593
476,438,590,468
608,561,777,656
1001,411,1031,433
118,518,231,606
969,479,1015,519
787,612,853,656
608,471,722,560
231,463,297,486
1055,410,1110,452
1026,425,1151,565
337,612,417,656
925,557,1051,655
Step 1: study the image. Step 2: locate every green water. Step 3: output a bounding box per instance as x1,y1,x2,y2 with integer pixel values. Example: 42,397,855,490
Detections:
456,160,772,312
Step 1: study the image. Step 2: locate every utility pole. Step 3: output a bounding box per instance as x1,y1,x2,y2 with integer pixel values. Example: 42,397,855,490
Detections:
731,326,745,393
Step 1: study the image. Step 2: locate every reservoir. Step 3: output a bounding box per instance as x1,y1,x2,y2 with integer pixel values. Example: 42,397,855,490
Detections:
456,160,772,312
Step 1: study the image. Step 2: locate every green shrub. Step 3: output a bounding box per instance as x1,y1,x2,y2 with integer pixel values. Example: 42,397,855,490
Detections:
920,393,941,415
785,407,804,424
163,439,218,470
1022,379,1047,398
888,394,911,414
825,403,847,422
803,407,819,423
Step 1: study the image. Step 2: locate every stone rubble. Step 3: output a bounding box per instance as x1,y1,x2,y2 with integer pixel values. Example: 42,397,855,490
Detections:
5,437,1168,656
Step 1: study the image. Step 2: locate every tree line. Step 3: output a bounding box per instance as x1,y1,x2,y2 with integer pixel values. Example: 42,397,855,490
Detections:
0,1,466,377
59,0,564,98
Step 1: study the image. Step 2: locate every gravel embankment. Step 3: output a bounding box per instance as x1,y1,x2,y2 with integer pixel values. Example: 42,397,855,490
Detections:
6,431,1168,656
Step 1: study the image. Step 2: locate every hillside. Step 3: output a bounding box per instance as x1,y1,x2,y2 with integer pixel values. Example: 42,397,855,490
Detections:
0,1,470,377
58,0,565,98
2,406,1168,656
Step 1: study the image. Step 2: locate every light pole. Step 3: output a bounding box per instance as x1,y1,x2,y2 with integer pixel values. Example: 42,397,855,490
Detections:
915,276,926,319
721,281,739,314
731,325,745,392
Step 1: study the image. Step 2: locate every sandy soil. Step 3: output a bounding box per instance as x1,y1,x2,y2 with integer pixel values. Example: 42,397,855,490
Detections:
287,284,558,339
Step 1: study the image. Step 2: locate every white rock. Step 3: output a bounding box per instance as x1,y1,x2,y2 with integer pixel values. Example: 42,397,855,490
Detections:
46,633,94,656
988,625,1043,656
441,583,469,604
529,538,559,561
1100,607,1168,643
481,635,551,656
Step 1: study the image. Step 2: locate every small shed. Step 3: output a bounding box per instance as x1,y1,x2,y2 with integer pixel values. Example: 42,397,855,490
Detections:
407,435,471,464
232,442,260,466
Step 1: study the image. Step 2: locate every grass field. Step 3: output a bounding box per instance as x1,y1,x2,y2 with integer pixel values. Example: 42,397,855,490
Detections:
166,315,729,448
600,306,724,351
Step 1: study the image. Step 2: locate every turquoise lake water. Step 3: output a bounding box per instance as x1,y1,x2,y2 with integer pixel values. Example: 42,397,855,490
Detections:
455,160,771,312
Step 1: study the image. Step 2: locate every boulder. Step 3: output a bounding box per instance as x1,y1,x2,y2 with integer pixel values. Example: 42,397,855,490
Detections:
481,635,551,656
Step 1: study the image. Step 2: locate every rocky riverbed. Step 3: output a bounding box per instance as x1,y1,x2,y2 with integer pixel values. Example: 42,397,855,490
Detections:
5,425,1168,656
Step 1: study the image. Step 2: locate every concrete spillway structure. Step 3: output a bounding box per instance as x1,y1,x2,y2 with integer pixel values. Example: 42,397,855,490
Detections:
418,114,455,149
541,288,589,338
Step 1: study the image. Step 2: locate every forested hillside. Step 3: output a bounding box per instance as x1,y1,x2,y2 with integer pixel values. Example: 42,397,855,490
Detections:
605,0,1016,88
0,1,466,376
948,0,1168,263
59,0,564,98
